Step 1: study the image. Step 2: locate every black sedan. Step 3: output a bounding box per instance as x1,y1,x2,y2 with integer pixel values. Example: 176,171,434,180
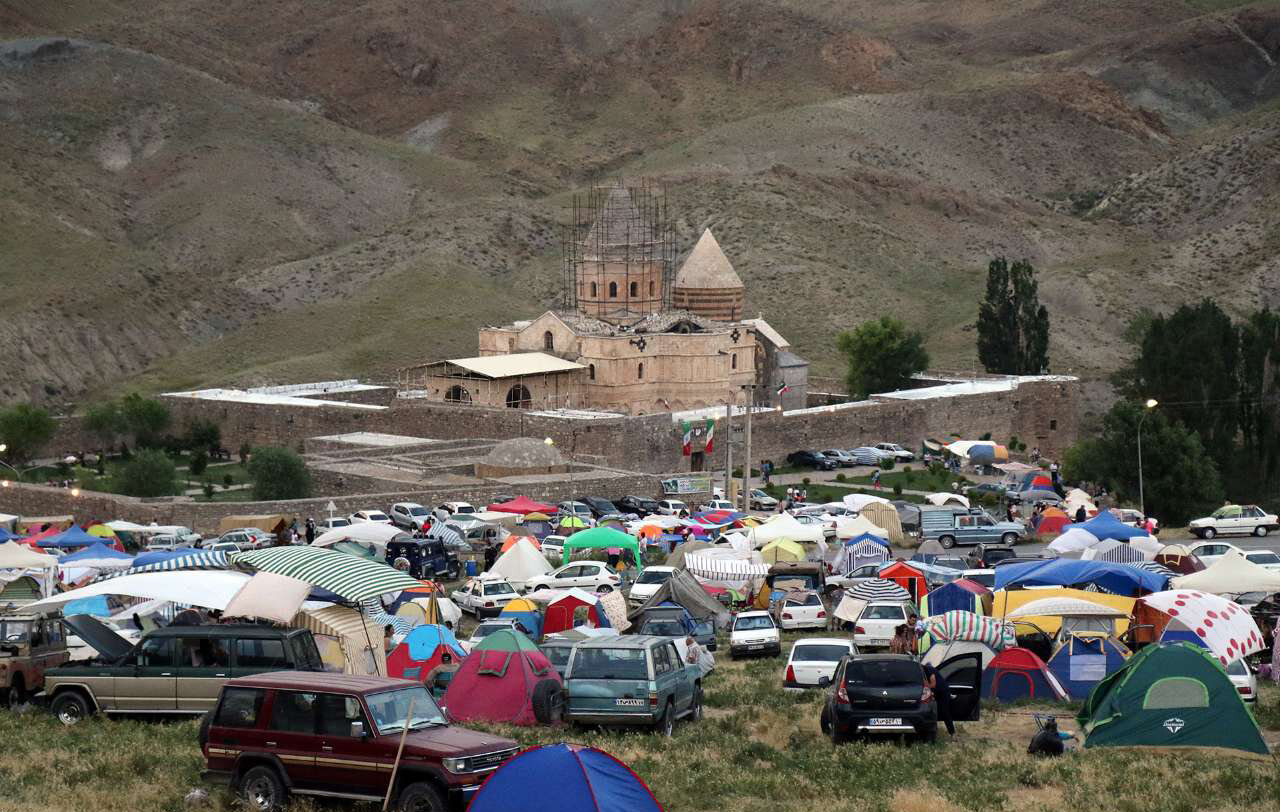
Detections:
786,450,838,471
577,495,622,518
615,495,660,515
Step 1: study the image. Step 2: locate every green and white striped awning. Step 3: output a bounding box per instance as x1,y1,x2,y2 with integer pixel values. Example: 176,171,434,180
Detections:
231,546,420,602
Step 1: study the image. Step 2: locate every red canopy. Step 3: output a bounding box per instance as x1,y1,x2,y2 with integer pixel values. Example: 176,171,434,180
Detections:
487,496,557,515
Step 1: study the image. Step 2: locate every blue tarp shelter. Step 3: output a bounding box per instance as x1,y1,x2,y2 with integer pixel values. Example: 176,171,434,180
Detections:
63,595,112,617
36,525,101,549
61,543,133,565
920,579,991,616
1062,509,1149,542
468,743,661,812
995,559,1167,596
1046,634,1129,700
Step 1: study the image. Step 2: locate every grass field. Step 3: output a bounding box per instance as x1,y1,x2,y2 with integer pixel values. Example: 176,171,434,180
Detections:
3,632,1277,812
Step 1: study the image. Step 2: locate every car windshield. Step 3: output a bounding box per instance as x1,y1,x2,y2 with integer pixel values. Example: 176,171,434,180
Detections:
965,572,995,587
542,646,573,667
1248,553,1280,565
455,506,476,514
408,507,429,516
639,620,685,637
635,570,673,585
692,620,714,637
570,647,649,680
473,623,509,639
483,582,515,596
1227,659,1249,676
844,660,922,686
861,605,905,620
0,621,32,643
793,644,850,662
787,594,822,607
366,686,446,734
734,615,775,631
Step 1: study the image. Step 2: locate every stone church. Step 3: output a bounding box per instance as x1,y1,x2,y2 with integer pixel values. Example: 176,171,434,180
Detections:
399,181,808,415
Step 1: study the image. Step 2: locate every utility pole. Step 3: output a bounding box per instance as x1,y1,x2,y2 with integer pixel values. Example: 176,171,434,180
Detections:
724,399,733,503
740,384,755,512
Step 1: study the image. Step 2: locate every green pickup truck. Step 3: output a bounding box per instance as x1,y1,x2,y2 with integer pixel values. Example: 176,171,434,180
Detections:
563,635,703,736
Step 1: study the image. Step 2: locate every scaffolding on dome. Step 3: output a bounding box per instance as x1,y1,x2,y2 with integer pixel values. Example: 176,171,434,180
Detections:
561,178,675,322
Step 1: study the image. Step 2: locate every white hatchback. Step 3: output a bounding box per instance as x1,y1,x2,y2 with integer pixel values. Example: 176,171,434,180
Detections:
729,611,781,659
1227,658,1258,703
1188,541,1244,566
776,592,827,630
525,561,622,593
1244,551,1280,572
784,638,858,690
349,510,393,525
854,602,912,650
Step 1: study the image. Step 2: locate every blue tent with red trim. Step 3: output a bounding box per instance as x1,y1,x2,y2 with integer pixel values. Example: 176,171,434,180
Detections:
469,743,661,812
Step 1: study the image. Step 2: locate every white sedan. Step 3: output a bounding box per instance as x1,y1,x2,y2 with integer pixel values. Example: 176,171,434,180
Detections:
783,638,858,690
1244,551,1280,572
874,443,915,462
524,561,622,593
1188,541,1244,566
350,510,393,525
1190,505,1279,539
776,592,827,630
450,577,519,617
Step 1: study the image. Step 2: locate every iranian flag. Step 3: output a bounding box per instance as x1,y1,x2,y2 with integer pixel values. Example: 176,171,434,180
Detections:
704,418,715,453
681,421,693,456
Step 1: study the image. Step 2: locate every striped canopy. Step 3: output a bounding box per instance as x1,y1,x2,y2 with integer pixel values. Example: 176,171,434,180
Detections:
425,524,465,548
231,546,420,601
847,578,911,603
924,610,1016,649
361,597,415,635
1084,540,1147,565
97,550,229,581
1137,561,1175,577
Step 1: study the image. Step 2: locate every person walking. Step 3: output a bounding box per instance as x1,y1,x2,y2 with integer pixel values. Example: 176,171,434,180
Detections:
871,469,881,490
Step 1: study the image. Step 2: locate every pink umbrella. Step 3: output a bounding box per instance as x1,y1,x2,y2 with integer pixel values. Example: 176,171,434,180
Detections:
1138,590,1264,666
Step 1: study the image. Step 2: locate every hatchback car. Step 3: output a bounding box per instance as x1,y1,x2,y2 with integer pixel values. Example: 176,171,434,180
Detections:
615,495,661,516
776,592,827,630
749,489,779,511
1245,551,1280,572
462,620,518,653
388,502,431,530
821,655,937,743
784,638,857,690
349,510,393,525
786,450,837,471
656,499,688,516
1226,658,1257,703
853,602,911,650
628,566,677,607
728,611,781,659
525,561,622,593
1188,541,1244,566
821,449,856,467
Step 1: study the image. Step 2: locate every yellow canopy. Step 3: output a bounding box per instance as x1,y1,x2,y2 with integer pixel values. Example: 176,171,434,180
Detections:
760,539,805,563
991,587,1135,636
502,597,539,613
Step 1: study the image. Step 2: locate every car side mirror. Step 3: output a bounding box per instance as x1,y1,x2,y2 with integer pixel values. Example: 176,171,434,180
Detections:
350,721,366,738
818,676,831,688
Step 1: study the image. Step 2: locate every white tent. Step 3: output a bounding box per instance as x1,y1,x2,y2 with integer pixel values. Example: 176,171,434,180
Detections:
1063,488,1096,517
1046,527,1098,557
745,513,823,547
925,492,969,508
0,541,56,569
224,572,313,622
842,493,890,511
313,522,404,547
104,520,151,533
833,514,889,541
1170,549,1280,597
488,537,553,589
25,570,253,613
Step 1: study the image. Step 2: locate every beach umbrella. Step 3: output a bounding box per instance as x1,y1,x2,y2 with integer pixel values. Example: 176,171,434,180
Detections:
847,578,910,603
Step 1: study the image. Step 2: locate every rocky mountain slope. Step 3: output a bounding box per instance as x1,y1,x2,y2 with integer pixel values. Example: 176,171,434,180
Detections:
1,0,1277,410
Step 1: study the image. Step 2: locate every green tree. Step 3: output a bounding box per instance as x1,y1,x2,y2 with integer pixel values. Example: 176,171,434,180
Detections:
0,404,57,467
837,316,930,399
1239,307,1280,489
117,449,178,497
1061,400,1224,525
120,393,171,449
976,257,1050,375
188,449,209,477
83,400,125,474
248,446,311,500
185,418,221,454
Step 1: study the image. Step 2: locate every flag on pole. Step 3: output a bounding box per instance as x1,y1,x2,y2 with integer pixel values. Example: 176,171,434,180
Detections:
776,381,791,396
681,421,693,456
704,418,715,453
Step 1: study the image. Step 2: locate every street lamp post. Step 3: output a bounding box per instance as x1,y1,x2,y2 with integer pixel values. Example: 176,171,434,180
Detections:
1137,398,1158,518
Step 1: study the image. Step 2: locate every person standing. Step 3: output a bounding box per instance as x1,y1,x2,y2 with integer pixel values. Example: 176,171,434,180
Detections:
922,663,955,736
1075,505,1087,524
304,517,316,544
872,469,881,490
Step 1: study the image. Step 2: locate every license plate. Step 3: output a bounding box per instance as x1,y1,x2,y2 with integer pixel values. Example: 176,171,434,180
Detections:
614,698,645,706
748,644,764,650
869,718,902,726
871,639,890,646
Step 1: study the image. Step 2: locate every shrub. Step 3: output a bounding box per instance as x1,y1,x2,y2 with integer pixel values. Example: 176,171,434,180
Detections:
223,473,234,488
903,465,912,473
732,468,743,478
879,458,895,470
202,481,215,499
835,473,846,482
0,403,57,466
248,446,311,500
893,484,903,497
188,450,208,477
119,393,171,449
118,449,177,497
801,477,811,486
979,432,992,441
238,443,251,466
185,419,221,453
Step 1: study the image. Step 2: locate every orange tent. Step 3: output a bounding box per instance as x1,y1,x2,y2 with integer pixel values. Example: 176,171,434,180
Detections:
879,560,928,603
1035,507,1070,536
636,525,662,540
501,534,540,553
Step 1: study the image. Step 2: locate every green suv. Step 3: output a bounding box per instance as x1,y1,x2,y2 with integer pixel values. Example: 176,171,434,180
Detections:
563,635,702,736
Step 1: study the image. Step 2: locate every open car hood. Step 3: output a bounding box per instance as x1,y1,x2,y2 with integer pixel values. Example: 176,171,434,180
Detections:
62,614,134,662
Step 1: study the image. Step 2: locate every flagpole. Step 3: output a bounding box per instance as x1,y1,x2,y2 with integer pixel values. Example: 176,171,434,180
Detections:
724,399,733,506
741,384,755,515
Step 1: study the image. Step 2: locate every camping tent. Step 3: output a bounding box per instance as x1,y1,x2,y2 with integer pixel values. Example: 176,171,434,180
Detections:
981,647,1068,702
442,628,563,726
992,587,1135,638
831,537,891,573
293,605,388,676
217,514,290,535
0,541,56,570
537,589,613,636
760,539,805,563
921,639,1002,671
1046,634,1129,700
946,441,1009,463
467,743,660,812
561,526,644,571
58,543,134,572
1082,539,1149,565
36,525,101,550
387,624,466,682
1077,642,1268,755
231,545,421,601
994,558,1167,596
500,534,540,553
628,568,728,625
1168,549,1280,597
920,579,991,617
499,597,544,641
488,496,556,515
842,493,890,511
1135,589,1264,665
1063,488,1097,517
911,538,947,564
1046,527,1100,557
833,514,889,541
878,560,928,602
1155,546,1205,575
312,522,405,547
25,570,254,612
925,493,969,508
747,514,824,546
488,537,553,589
1033,507,1070,536
860,501,906,546
1062,510,1149,542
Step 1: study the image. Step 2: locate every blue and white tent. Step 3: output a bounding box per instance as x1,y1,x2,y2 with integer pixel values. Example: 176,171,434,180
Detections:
1046,634,1129,700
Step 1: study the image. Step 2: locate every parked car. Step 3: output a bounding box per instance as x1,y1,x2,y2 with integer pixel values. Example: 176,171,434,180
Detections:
920,507,1025,549
1245,551,1280,572
1109,508,1159,534
853,602,912,650
216,528,275,550
437,501,477,517
821,449,856,467
728,611,781,659
656,499,689,516
349,510,393,525
633,605,717,652
873,443,915,462
1188,541,1244,567
576,496,619,519
525,561,622,593
827,563,885,591
775,592,827,630
462,620,518,653
628,566,677,607
149,526,202,547
451,578,519,618
144,535,191,553
766,562,826,594
820,653,980,744
1227,658,1257,704
698,499,736,512
960,568,995,588
965,483,1007,499
749,489,779,511
792,512,837,539
786,450,838,471
966,545,1019,568
1190,505,1279,539
388,502,432,531
200,672,519,811
556,501,595,523
540,535,566,561
848,447,893,466
46,619,323,725
539,635,580,679
564,635,703,736
386,537,461,581
208,541,242,554
931,556,969,572
784,638,857,691
615,495,661,516
318,516,352,532
0,614,69,706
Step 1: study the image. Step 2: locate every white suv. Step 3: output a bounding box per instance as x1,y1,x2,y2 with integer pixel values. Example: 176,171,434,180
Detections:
729,611,781,659
524,561,622,593
1190,505,1279,539
389,502,431,530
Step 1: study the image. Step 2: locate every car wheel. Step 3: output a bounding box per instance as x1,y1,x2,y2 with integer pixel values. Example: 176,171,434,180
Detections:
534,585,549,592
397,781,446,812
1001,533,1018,546
657,702,675,737
1255,526,1269,538
830,718,847,746
51,691,91,726
238,765,287,812
819,706,832,736
939,535,956,549
531,679,565,725
690,686,704,722
1202,528,1216,540
4,676,25,709
598,585,613,593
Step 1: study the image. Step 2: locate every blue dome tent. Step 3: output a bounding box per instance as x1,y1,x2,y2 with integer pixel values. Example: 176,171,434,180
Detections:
1062,509,1149,542
1046,634,1130,700
468,743,660,812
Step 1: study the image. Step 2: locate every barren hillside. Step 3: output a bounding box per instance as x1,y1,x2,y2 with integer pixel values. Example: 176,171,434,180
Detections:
1,0,1278,411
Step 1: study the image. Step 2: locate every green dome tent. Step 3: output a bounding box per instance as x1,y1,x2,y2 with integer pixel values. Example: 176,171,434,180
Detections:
560,526,644,572
1077,642,1268,756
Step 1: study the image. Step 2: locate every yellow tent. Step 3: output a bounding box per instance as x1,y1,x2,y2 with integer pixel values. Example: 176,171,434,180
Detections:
501,597,540,614
991,587,1135,636
760,539,805,563
861,502,906,547
292,605,387,676
86,525,118,540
